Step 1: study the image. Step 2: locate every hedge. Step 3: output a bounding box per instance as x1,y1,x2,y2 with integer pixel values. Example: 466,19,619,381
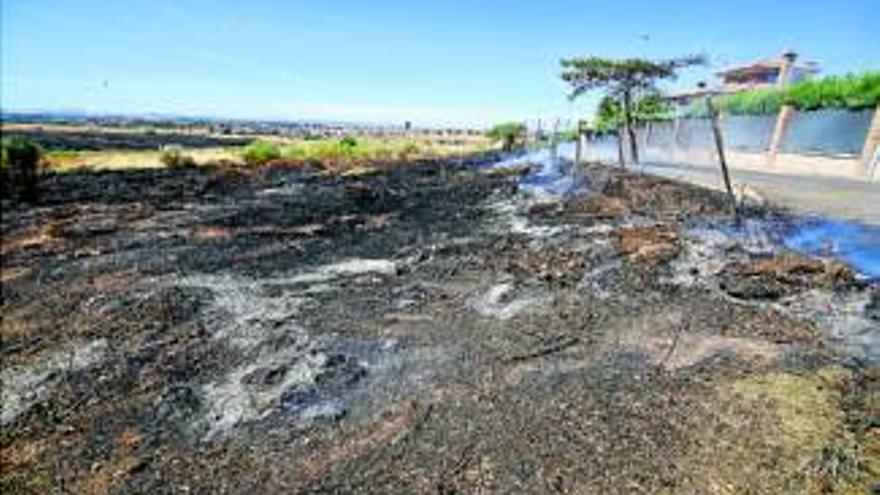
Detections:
683,71,880,117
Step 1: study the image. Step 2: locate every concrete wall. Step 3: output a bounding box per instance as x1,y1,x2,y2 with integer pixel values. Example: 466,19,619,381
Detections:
619,107,879,181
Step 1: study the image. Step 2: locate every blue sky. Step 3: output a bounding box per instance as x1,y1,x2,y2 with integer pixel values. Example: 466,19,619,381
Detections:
1,0,877,127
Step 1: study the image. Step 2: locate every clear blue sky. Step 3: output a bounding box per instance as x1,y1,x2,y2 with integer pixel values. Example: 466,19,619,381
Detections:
2,0,877,127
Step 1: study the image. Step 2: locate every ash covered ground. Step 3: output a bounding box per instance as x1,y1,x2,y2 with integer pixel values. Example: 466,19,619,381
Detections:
2,156,878,494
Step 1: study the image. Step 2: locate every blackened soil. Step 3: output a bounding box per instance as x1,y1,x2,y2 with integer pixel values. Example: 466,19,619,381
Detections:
2,159,877,494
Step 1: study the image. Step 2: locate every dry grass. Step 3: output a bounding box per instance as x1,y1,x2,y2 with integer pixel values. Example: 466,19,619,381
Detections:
43,135,492,173
45,147,241,171
715,366,877,493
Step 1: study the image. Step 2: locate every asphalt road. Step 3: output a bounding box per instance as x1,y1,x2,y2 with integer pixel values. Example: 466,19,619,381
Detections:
635,161,880,225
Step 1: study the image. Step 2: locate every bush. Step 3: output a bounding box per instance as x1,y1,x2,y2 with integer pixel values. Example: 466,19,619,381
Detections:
397,141,421,160
486,122,527,151
596,93,673,131
339,136,358,149
1,137,43,202
682,71,880,117
784,72,880,111
242,140,282,165
160,146,197,168
722,88,785,115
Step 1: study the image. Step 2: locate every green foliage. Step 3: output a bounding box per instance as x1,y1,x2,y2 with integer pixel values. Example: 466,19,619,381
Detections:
632,93,674,121
595,93,673,132
274,137,440,169
784,71,880,111
339,136,358,149
486,122,527,151
595,97,623,132
560,55,705,99
562,55,703,164
242,140,282,165
398,141,420,159
683,71,880,117
1,137,43,202
160,146,197,168
553,129,579,142
716,88,785,116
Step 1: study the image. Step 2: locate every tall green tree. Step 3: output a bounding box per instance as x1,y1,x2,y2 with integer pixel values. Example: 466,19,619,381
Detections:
561,55,704,166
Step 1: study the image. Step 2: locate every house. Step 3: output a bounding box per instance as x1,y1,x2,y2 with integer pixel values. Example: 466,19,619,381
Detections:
665,50,820,108
717,51,820,92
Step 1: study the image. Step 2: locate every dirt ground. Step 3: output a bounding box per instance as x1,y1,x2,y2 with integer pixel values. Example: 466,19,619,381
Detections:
1,156,878,494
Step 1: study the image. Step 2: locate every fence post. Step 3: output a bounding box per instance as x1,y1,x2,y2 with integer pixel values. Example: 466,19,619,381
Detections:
701,82,737,217
861,104,880,180
672,116,682,162
575,120,588,164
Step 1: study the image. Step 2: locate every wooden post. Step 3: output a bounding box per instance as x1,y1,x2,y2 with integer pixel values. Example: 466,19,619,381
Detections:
702,83,737,217
860,104,880,180
550,118,560,160
575,120,588,164
616,127,626,168
672,116,682,161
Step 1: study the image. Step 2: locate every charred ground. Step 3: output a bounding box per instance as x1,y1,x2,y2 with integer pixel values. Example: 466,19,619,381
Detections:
1,157,878,494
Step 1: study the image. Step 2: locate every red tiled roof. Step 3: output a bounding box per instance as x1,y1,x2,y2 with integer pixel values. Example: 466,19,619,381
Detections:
717,58,819,77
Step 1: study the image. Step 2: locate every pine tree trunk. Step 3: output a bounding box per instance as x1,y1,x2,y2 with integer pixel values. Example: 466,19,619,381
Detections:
622,90,639,165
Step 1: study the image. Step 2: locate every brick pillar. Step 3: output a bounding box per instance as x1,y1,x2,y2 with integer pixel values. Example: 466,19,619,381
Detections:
861,104,880,180
768,105,795,166
768,49,799,167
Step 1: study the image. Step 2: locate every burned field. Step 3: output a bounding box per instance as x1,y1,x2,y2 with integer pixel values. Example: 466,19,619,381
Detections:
2,127,250,152
2,158,878,494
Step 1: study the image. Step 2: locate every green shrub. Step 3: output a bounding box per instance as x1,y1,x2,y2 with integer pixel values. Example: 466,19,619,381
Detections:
486,122,527,151
284,146,307,159
720,88,784,115
399,141,420,158
1,137,43,202
308,140,346,162
784,72,880,111
242,140,282,165
160,146,197,168
340,136,358,149
682,71,880,117
596,93,673,131
595,97,623,132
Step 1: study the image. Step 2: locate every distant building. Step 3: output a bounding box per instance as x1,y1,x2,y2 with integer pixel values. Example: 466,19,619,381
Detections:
666,50,820,107
716,52,820,92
